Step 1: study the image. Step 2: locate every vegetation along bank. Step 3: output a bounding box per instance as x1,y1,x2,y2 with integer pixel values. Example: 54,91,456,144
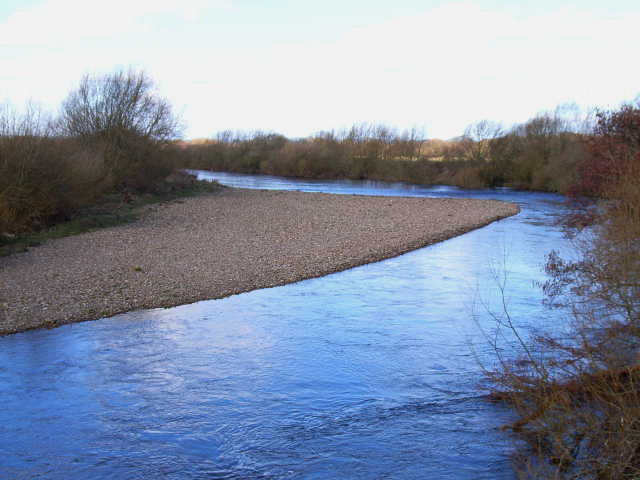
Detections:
2,67,639,477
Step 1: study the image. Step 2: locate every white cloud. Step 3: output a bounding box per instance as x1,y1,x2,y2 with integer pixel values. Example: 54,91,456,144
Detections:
0,0,229,45
230,1,640,138
1,1,639,139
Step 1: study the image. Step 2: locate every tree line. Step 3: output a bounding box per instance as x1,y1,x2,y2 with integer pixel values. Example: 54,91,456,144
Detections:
182,105,591,193
0,68,607,235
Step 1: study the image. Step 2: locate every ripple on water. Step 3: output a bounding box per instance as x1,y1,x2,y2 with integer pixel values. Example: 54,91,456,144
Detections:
0,173,571,479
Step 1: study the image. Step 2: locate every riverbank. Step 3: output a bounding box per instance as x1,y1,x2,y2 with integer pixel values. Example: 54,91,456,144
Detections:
0,188,518,335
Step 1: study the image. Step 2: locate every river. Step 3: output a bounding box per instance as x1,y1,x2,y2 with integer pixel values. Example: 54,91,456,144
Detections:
0,172,571,479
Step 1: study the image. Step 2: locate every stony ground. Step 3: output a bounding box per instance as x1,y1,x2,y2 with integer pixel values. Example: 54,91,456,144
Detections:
0,188,518,335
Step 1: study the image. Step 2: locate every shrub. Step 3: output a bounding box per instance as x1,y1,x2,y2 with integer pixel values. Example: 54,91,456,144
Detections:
59,69,181,191
487,102,640,478
451,165,486,189
0,104,105,233
570,102,640,202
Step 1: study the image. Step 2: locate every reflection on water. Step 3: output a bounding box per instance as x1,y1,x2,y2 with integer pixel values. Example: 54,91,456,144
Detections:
0,172,570,479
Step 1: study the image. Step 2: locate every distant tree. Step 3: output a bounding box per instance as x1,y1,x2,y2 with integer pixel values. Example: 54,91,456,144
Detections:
461,120,503,163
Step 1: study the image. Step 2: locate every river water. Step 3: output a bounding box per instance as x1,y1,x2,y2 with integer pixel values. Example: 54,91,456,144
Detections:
0,172,570,479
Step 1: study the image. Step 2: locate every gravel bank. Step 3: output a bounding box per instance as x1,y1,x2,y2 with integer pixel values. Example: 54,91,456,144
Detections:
0,188,518,335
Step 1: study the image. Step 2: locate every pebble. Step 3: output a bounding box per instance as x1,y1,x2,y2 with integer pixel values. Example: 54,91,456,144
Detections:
0,188,518,335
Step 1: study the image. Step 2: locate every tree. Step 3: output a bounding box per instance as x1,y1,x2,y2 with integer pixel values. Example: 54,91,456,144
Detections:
461,120,503,163
60,69,180,142
59,69,182,190
569,101,640,202
487,101,640,478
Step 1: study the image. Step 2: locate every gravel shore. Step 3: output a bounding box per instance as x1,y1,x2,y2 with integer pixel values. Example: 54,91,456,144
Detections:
0,188,518,335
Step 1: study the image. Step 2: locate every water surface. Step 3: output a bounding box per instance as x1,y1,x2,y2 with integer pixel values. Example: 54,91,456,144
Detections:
0,172,570,479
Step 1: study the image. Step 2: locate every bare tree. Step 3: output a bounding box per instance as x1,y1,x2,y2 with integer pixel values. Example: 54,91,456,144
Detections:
59,69,181,143
58,69,182,190
462,120,503,162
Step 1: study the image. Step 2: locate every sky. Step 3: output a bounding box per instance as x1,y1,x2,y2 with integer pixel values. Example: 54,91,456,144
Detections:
1,0,639,140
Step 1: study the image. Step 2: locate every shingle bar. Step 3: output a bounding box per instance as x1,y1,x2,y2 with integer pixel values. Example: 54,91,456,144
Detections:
0,188,518,335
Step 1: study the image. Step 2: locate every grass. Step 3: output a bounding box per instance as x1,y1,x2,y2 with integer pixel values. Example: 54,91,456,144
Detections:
0,178,223,257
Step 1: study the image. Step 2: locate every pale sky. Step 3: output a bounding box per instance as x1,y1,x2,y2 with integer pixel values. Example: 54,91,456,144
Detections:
1,0,639,139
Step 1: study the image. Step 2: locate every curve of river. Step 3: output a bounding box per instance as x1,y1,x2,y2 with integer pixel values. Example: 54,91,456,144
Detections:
0,172,571,479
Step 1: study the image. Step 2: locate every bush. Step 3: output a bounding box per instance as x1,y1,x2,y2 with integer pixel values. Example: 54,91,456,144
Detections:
450,165,486,189
0,104,105,233
190,114,589,192
0,70,187,234
59,69,181,191
569,102,640,202
487,102,640,478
